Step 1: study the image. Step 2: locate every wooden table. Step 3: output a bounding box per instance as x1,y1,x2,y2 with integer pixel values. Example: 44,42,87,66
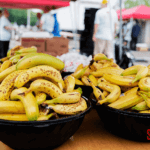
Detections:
1,108,150,150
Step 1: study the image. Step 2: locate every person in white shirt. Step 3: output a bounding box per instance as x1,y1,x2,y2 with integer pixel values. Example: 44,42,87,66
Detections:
123,19,133,49
40,6,55,35
92,0,118,60
0,9,14,58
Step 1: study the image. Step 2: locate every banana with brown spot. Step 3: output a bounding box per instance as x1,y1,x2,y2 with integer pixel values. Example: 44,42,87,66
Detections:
14,65,62,88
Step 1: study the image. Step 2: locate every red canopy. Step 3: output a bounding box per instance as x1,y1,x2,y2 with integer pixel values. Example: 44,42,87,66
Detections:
0,0,70,9
118,5,150,19
116,8,126,19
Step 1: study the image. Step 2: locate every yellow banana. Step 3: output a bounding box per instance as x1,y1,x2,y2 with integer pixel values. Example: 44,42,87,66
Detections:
91,67,124,77
0,70,24,101
47,97,87,115
14,65,62,88
132,101,149,111
89,80,105,101
103,90,110,97
7,45,24,57
138,92,150,108
103,73,138,87
0,64,16,82
88,74,98,86
57,80,65,92
94,53,111,61
121,65,148,83
44,92,81,104
81,76,90,86
72,66,88,79
0,56,10,63
89,61,103,71
138,77,150,91
97,77,109,84
75,78,84,85
124,87,139,96
64,75,75,93
73,87,83,94
74,64,83,72
25,79,62,98
15,46,37,54
97,82,121,105
0,60,12,72
0,113,56,121
35,91,47,105
0,114,28,121
147,65,150,76
82,67,92,76
108,92,143,110
16,53,65,71
10,87,39,121
139,110,150,113
0,101,25,114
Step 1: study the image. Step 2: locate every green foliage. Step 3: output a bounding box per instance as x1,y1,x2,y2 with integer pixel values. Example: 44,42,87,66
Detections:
125,0,150,9
1,8,38,26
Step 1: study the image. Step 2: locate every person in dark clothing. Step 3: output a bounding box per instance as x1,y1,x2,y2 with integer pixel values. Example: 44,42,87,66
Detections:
130,19,141,50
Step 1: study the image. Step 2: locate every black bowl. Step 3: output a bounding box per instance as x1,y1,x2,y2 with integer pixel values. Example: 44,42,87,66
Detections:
89,93,150,142
0,97,91,150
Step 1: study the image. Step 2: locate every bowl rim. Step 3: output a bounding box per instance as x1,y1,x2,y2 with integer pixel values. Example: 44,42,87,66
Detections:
0,96,91,125
90,93,150,118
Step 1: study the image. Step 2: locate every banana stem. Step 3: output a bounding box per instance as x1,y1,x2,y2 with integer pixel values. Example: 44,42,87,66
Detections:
132,75,142,83
37,113,55,121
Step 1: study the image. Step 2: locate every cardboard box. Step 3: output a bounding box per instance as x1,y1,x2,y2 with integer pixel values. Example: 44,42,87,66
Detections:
21,38,46,53
46,37,69,56
136,43,148,51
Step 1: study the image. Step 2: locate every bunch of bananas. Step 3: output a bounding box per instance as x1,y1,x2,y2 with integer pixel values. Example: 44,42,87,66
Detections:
74,53,150,114
0,45,87,121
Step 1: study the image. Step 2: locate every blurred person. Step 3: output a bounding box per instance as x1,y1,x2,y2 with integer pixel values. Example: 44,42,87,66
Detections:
130,19,141,50
40,6,55,36
0,9,15,58
92,0,118,60
36,13,42,29
122,19,133,49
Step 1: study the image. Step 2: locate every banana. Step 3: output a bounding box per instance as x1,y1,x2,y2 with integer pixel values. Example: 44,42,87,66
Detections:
0,113,56,121
0,60,12,72
138,77,150,91
25,79,62,98
10,87,39,121
132,101,149,111
91,67,124,77
89,80,105,101
147,65,150,76
94,53,111,61
0,114,28,121
82,67,92,76
0,56,10,63
57,80,65,92
81,76,90,86
97,82,121,105
72,66,88,79
124,87,139,96
0,64,16,82
120,86,133,93
46,97,87,115
7,45,24,57
108,92,143,110
89,74,97,86
97,77,109,84
75,78,84,85
138,92,150,108
139,110,150,113
73,87,83,94
15,46,37,54
74,64,83,72
103,73,138,87
14,65,62,88
64,75,75,93
102,90,109,97
0,101,25,114
121,65,148,83
37,113,56,121
138,91,150,97
44,92,81,104
92,62,103,70
0,70,24,101
16,53,65,71
35,91,47,105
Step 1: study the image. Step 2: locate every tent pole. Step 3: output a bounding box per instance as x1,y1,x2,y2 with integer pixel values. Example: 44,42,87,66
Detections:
119,0,123,60
27,9,31,29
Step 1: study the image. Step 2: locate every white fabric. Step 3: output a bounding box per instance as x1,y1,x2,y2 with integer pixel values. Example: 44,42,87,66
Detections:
40,12,55,33
94,7,118,41
124,21,133,42
0,16,12,41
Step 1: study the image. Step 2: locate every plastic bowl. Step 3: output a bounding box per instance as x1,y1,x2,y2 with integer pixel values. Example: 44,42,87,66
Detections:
0,97,91,150
89,93,150,142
